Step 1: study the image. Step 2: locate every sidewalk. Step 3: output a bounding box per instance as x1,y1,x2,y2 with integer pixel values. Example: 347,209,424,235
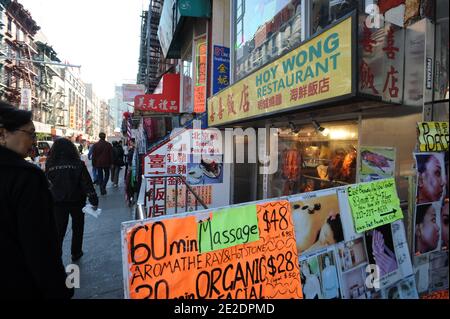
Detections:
61,162,134,299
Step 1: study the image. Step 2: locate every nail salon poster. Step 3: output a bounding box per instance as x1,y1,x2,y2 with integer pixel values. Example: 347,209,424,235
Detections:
143,129,230,216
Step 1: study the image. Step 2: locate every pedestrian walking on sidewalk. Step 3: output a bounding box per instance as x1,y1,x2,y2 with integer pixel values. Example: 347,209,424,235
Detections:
0,101,73,299
111,141,124,187
92,132,113,195
125,138,136,206
88,142,98,184
46,138,98,262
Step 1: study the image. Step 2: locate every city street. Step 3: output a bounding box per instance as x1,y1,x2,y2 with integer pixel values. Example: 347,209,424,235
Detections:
61,156,132,299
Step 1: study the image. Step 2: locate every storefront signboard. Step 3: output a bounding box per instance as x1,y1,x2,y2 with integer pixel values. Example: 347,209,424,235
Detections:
358,16,405,104
194,38,207,113
122,199,302,299
134,74,180,113
212,45,230,94
143,128,230,217
122,84,146,102
207,15,354,126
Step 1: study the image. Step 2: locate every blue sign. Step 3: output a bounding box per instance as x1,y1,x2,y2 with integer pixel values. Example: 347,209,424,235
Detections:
212,45,230,95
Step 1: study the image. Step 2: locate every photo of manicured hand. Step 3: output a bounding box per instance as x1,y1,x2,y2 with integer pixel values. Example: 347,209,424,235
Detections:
371,230,397,277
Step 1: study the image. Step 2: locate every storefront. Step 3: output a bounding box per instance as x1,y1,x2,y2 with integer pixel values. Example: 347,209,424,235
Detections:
208,0,448,206
203,0,449,299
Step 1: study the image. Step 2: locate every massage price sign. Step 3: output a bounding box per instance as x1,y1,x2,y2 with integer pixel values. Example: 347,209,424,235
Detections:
121,200,302,299
347,178,403,233
207,15,354,126
417,122,449,152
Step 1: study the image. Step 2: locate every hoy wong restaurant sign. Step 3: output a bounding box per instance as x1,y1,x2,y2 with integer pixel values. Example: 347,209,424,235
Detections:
207,15,355,126
134,74,180,113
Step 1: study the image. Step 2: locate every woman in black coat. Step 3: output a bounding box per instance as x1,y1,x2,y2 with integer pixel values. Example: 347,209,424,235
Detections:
46,138,99,262
0,101,73,299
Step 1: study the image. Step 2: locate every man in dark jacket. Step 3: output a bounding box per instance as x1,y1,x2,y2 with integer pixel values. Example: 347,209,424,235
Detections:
92,132,113,195
0,102,73,299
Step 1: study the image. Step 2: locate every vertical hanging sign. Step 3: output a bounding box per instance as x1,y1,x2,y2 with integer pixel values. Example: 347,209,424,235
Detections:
212,45,230,94
194,37,207,113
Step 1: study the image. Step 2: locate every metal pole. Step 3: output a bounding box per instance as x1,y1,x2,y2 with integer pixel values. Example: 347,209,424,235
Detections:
185,182,189,213
152,177,156,216
0,56,82,68
175,177,178,214
164,176,167,215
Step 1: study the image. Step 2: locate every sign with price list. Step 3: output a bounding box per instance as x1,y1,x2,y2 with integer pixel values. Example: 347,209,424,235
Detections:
347,178,403,233
122,200,302,299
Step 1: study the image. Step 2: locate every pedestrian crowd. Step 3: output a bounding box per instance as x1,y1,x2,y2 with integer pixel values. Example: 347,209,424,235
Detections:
0,101,130,299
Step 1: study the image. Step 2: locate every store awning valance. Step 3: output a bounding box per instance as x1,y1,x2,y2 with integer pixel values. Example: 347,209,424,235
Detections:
158,0,211,59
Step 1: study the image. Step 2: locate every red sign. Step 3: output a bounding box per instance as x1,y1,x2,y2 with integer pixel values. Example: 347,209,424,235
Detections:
134,73,180,112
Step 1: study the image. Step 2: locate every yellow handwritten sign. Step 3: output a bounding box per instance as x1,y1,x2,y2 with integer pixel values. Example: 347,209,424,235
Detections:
207,16,353,126
417,122,449,152
347,178,403,233
122,200,302,299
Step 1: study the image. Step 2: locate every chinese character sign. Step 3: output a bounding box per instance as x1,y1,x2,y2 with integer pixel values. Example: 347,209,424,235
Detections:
194,38,207,113
213,45,230,95
208,16,353,126
134,74,180,113
359,16,405,103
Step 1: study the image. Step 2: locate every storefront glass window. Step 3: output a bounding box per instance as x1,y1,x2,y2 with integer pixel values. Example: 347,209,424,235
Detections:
269,121,358,198
181,44,193,113
311,0,359,35
233,0,302,82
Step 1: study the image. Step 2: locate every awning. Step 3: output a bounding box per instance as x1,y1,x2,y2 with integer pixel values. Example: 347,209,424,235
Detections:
33,121,52,134
158,0,211,59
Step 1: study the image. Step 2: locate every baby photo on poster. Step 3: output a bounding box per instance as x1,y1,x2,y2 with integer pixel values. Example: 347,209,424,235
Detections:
291,190,344,256
364,224,398,278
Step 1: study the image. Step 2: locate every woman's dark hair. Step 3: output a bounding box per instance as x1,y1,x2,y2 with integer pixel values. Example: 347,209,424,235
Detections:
327,214,344,242
0,101,32,131
417,155,433,174
46,138,80,165
416,204,433,225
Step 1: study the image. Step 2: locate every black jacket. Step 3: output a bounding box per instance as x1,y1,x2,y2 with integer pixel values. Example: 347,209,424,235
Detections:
112,145,125,166
0,146,73,299
46,159,98,207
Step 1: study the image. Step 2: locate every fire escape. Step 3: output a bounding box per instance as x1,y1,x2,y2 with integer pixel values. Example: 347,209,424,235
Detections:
137,0,163,94
1,0,40,112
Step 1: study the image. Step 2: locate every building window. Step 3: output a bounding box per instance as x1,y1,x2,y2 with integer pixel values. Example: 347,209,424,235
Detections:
7,17,12,34
233,0,303,81
311,0,360,35
181,43,193,113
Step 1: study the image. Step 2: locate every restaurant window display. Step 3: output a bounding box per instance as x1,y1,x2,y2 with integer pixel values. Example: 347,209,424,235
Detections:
233,0,303,82
268,121,358,198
